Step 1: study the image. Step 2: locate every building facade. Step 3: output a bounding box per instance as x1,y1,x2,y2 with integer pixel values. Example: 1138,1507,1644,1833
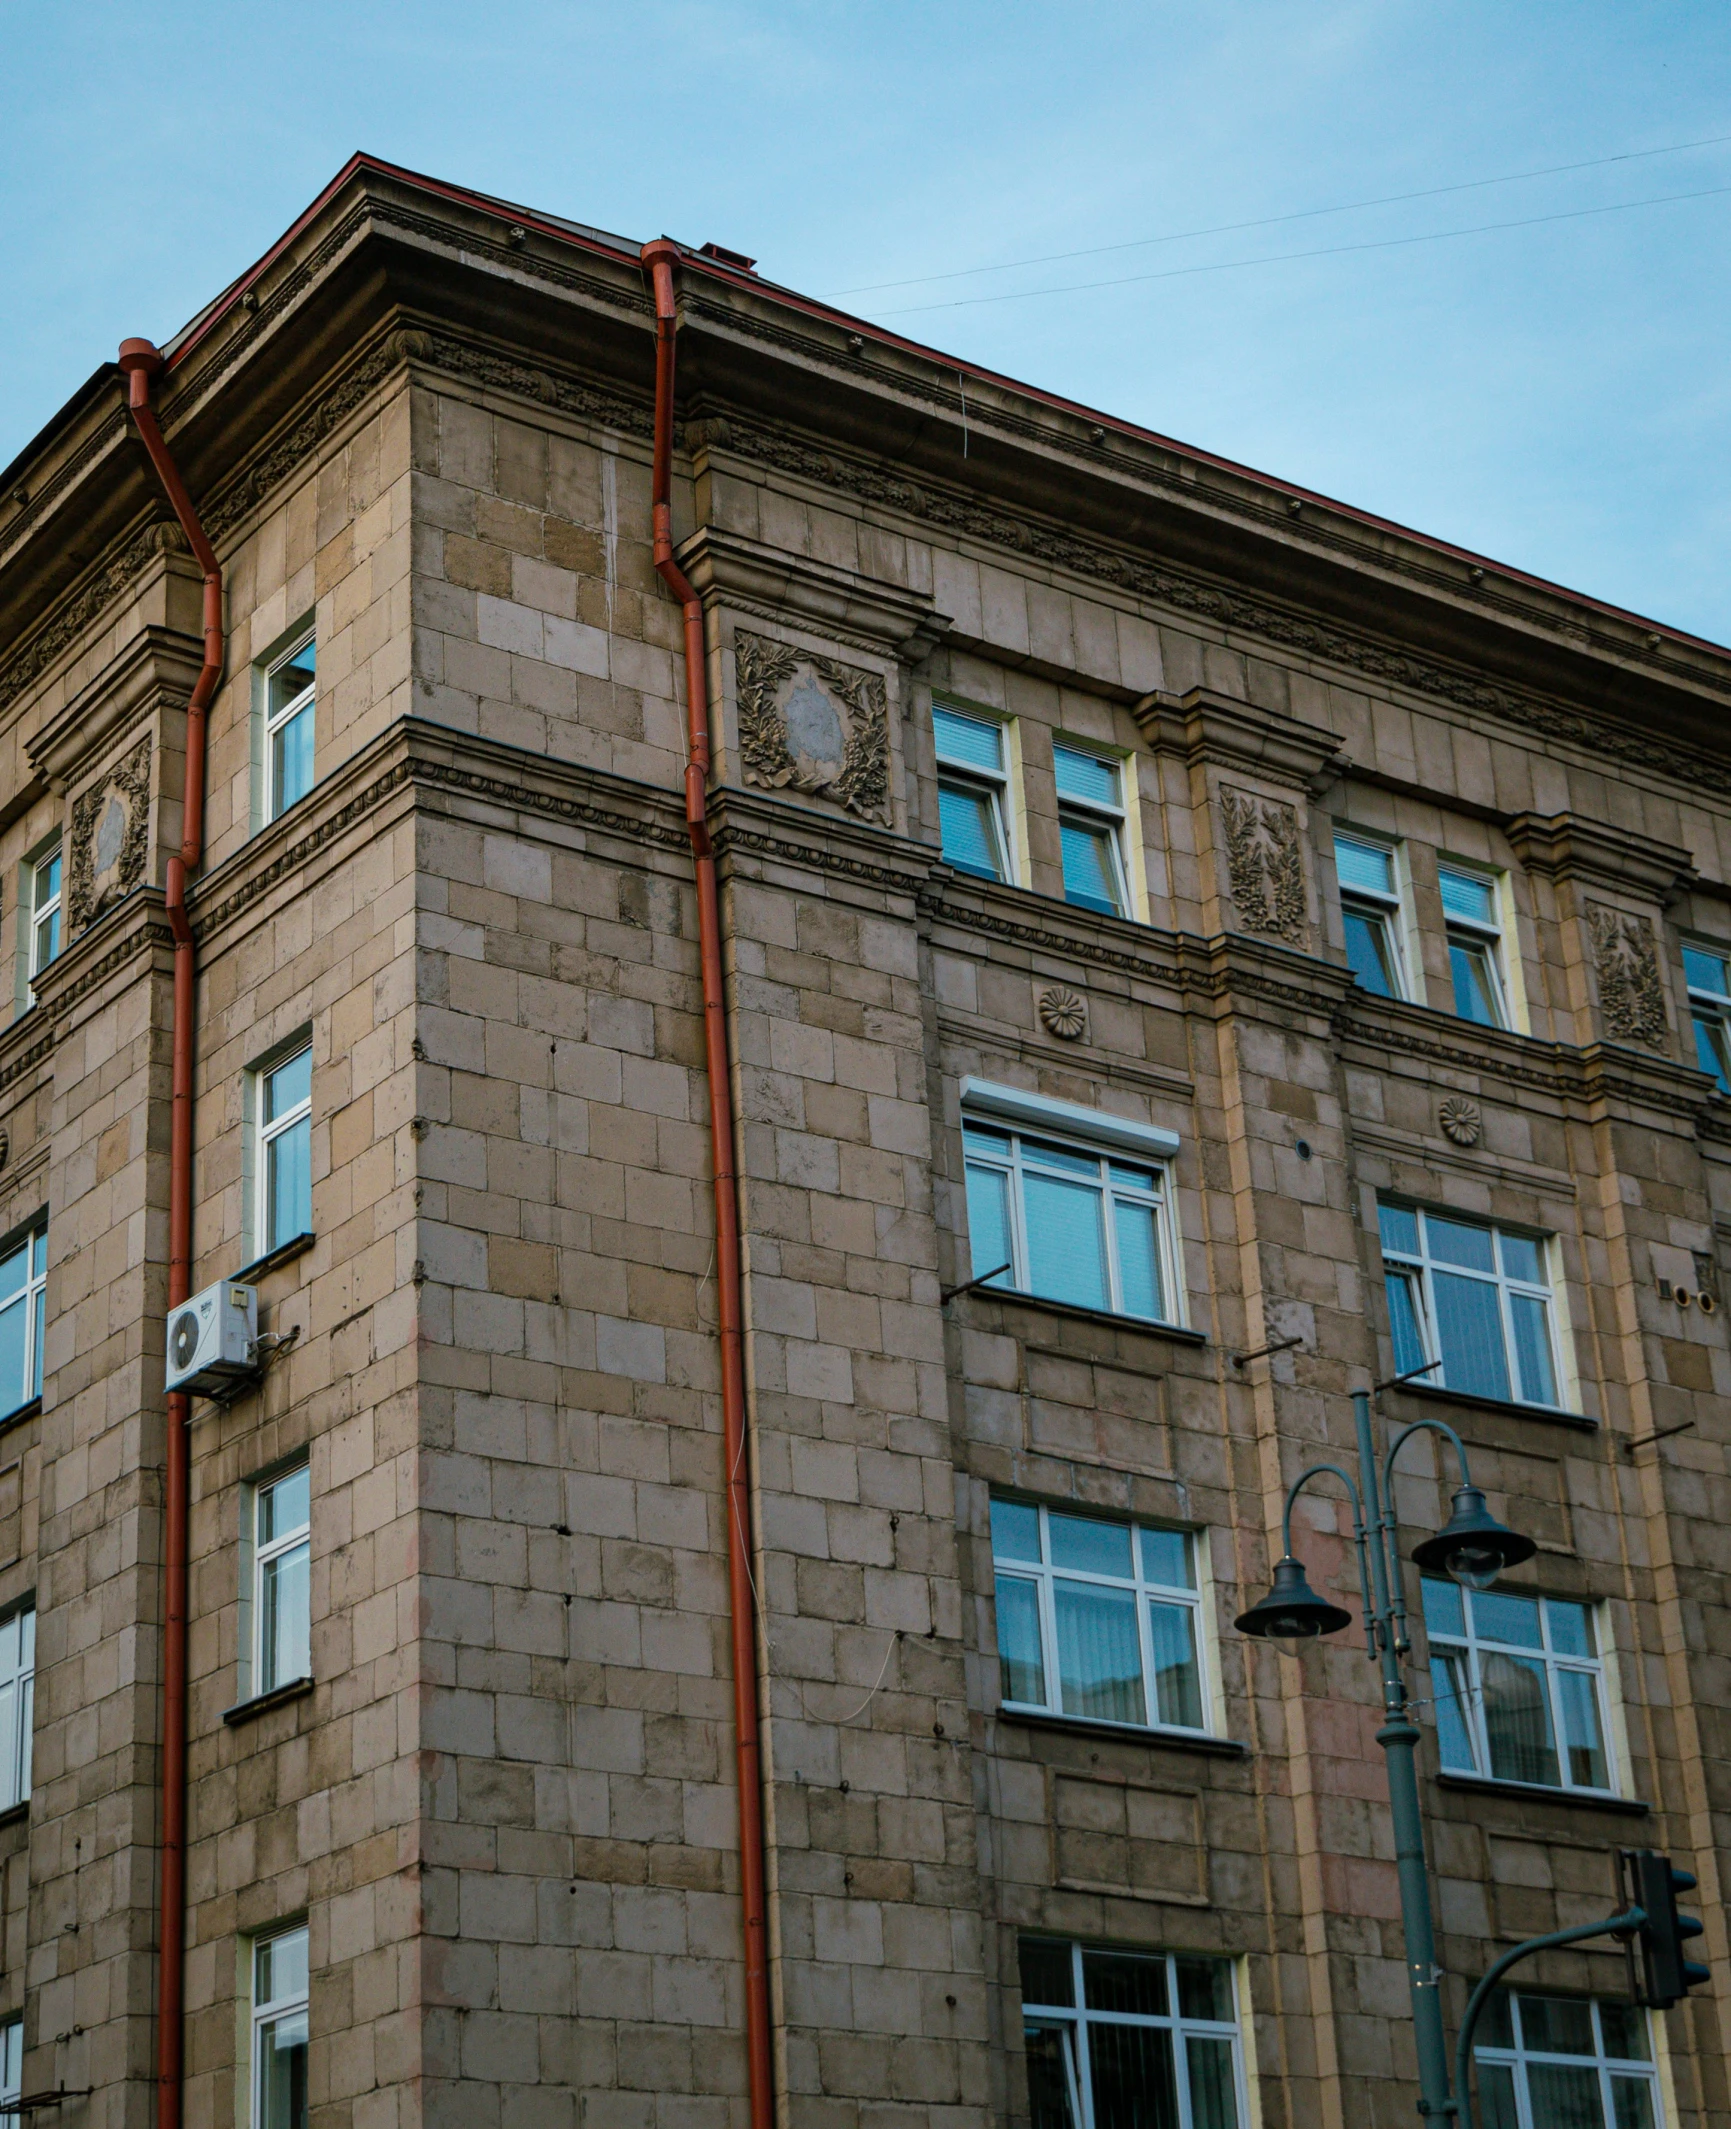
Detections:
0,154,1727,2129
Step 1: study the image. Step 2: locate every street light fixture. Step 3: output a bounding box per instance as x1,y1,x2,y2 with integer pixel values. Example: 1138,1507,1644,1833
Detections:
1234,1387,1535,2124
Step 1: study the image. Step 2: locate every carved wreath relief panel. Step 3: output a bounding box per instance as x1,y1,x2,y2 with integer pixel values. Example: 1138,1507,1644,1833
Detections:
1586,901,1667,1047
734,632,892,825
69,737,152,932
1220,786,1306,943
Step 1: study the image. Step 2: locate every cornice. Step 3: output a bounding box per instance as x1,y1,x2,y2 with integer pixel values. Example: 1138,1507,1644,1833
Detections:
27,887,175,1031
0,521,188,721
675,524,950,661
1505,811,1698,904
28,618,204,792
410,324,653,443
1137,686,1349,795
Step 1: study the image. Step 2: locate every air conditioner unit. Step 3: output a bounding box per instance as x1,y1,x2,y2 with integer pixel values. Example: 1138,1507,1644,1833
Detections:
165,1280,257,1396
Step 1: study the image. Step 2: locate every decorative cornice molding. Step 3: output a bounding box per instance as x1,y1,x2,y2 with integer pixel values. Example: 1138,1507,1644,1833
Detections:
1506,811,1697,903
0,522,189,720
677,524,949,661
411,325,653,442
28,621,203,791
1138,687,1349,795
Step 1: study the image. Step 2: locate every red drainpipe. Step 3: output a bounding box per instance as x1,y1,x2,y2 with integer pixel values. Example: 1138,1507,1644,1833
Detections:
115,337,222,2129
640,240,775,2129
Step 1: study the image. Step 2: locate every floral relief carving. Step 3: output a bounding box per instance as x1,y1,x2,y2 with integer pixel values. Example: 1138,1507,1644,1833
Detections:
733,632,892,825
1220,786,1306,942
1438,1097,1482,1146
1586,902,1667,1047
1037,985,1088,1041
68,737,152,933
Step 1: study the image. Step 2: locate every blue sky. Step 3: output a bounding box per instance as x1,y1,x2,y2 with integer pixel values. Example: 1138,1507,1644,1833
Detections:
4,2,1728,638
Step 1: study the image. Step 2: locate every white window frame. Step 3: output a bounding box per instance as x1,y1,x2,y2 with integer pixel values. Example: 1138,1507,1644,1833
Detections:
28,843,61,983
0,1607,34,1814
251,1464,311,1698
1020,1941,1250,2129
1334,831,1410,1000
253,1044,313,1260
263,632,316,825
1052,741,1130,919
1683,943,1731,1091
251,1923,309,2129
0,1224,47,1422
1438,861,1510,1028
991,1500,1211,1736
1474,1992,1663,2129
0,2016,19,2121
933,702,1015,884
1422,1581,1616,1798
1378,1201,1564,1412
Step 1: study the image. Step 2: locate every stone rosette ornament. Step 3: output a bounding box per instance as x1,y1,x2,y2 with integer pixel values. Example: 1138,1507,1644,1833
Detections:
1438,1096,1482,1147
1037,985,1088,1041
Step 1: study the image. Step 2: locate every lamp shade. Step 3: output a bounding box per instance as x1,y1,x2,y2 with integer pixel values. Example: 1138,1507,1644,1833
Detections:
1234,1555,1354,1644
1410,1485,1535,1590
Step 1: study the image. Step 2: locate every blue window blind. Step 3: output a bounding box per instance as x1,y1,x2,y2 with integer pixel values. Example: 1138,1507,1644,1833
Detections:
1335,836,1395,898
1053,745,1119,809
1439,866,1497,927
933,705,1003,773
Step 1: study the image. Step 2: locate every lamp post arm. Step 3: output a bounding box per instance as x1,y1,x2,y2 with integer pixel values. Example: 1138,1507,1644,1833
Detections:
1379,1417,1473,1656
1282,1461,1375,1656
1384,1416,1475,1505
1452,1908,1643,2129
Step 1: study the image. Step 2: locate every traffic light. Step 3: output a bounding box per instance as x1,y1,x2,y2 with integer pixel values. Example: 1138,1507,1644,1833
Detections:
1622,1850,1710,2008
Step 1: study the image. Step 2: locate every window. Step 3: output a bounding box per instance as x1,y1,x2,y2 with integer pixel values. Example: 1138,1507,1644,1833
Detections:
1683,945,1731,1090
1378,1202,1561,1409
1423,1580,1612,1794
28,845,60,981
1334,833,1407,998
0,1227,46,1421
0,2017,19,2123
1439,864,1509,1026
256,1046,312,1256
1020,1939,1246,2129
0,1609,33,1814
264,635,316,823
991,1501,1207,1732
964,1118,1178,1323
252,1926,309,2129
1474,1990,1660,2129
253,1466,310,1695
933,705,1012,882
1053,744,1129,918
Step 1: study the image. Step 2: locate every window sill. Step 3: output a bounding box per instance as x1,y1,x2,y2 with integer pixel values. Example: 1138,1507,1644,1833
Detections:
957,1286,1206,1346
0,1800,28,1830
0,1399,40,1440
1386,1379,1597,1434
222,1676,313,1727
1434,1771,1648,1816
235,1232,315,1283
995,1708,1249,1758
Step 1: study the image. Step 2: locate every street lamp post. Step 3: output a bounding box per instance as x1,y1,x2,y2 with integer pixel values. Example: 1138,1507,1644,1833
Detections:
1235,1387,1536,2121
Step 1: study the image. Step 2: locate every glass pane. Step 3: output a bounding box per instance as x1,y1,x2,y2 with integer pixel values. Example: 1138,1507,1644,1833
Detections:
0,1298,25,1417
1024,1172,1108,1312
34,852,60,914
260,1466,310,1544
1082,1951,1169,2016
1478,1987,1515,2048
32,1287,43,1401
32,1230,45,1278
1524,2064,1604,2129
990,1499,1042,1563
1610,2075,1658,2129
33,908,60,972
271,699,315,816
1473,1589,1544,1648
1149,1602,1203,1728
267,1118,312,1250
1439,868,1498,926
1112,1198,1164,1321
1474,2062,1520,2129
1509,1293,1558,1406
1023,1140,1100,1180
0,1245,27,1305
1420,1579,1465,1637
260,1539,311,1692
1176,1958,1235,2021
1053,745,1119,808
995,1575,1046,1706
1599,2001,1650,2062
1499,1232,1544,1284
1185,2036,1241,2129
1428,1218,1497,1273
1108,1161,1157,1193
963,1162,1013,1287
932,706,1004,774
1377,1203,1420,1258
1088,2021,1179,2129
1049,1514,1133,1579
1335,837,1395,897
1519,1995,1595,2054
1054,1582,1146,1724
937,781,1005,880
257,1925,309,2006
1556,1669,1608,1789
1683,944,1729,997
1024,2023,1079,2129
1432,1271,1512,1401
1343,906,1399,996
1386,1271,1428,1378
1450,937,1504,1025
1019,1938,1075,2009
1692,1011,1731,1089
268,638,317,711
265,1050,312,1123
1480,1651,1560,1787
1546,1601,1593,1659
1141,1527,1193,1590
1059,818,1123,915
257,2006,309,2129
1430,1652,1478,1773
